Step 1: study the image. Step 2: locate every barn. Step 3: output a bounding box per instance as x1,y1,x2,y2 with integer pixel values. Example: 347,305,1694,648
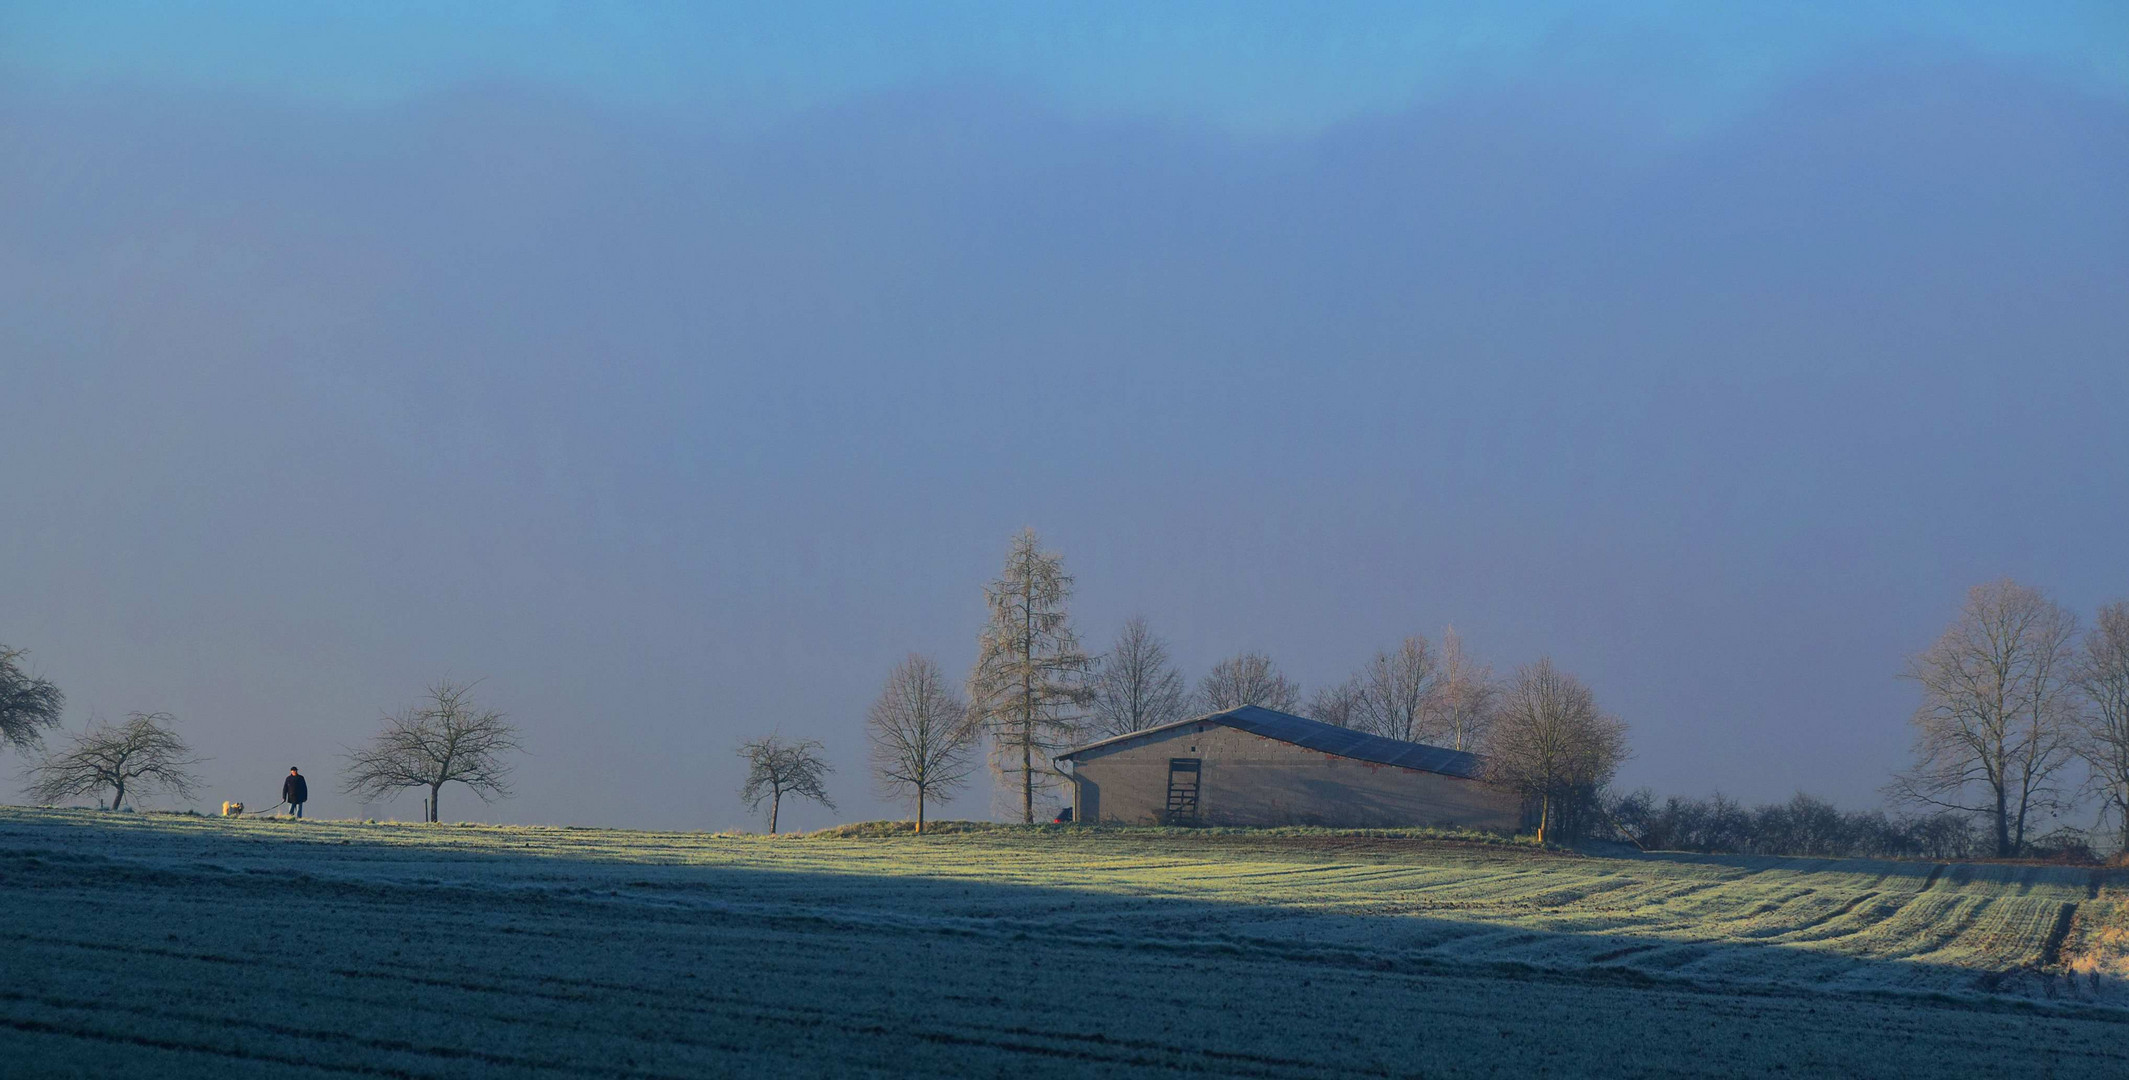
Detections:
1056,705,1523,831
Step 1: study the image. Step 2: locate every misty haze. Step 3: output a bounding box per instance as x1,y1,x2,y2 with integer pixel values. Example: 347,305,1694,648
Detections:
4,3,2126,1077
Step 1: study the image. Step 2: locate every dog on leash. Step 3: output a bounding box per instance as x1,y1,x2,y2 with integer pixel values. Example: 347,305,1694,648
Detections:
221,801,244,817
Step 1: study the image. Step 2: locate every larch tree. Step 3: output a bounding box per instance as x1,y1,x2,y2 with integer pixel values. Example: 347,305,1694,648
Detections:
740,735,835,834
28,711,203,811
342,681,522,823
1351,635,1439,742
867,654,978,832
1482,659,1629,843
1425,627,1496,751
0,645,65,754
1888,580,2080,857
969,528,1091,823
1089,617,1188,737
1196,651,1301,713
2076,600,2129,854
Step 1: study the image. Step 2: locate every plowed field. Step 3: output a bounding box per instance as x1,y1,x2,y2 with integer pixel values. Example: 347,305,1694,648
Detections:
4,808,2125,1078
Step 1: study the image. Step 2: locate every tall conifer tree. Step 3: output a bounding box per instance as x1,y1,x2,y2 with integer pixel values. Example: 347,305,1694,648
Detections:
969,529,1090,823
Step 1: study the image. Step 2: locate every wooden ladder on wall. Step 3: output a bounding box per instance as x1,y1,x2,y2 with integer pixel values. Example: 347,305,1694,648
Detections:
1164,758,1201,825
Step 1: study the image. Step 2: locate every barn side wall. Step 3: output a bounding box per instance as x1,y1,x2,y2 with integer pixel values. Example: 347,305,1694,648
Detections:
1066,723,1522,831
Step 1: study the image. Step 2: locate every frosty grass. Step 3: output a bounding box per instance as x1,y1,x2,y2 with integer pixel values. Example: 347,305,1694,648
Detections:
3,807,2126,1077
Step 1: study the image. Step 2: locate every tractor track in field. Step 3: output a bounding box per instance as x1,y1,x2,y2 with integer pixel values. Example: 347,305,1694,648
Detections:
8,839,2107,1003
1,1016,434,1080
2042,902,2083,967
18,887,2122,1027
10,809,2129,1078
0,988,1372,1080
9,933,1387,1078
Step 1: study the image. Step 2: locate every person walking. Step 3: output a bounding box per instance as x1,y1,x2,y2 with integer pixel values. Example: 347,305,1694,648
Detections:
283,767,309,819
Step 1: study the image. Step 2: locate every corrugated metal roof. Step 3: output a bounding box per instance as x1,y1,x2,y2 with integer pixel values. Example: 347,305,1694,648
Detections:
1058,705,1485,779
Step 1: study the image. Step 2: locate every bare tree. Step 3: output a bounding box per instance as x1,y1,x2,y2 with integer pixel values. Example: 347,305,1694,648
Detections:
739,735,835,833
1308,675,1365,728
2076,601,2129,854
342,681,522,823
1351,635,1439,742
0,645,65,754
867,655,978,832
1197,651,1301,713
1888,580,2080,857
1482,659,1629,843
28,712,202,810
1425,627,1496,751
969,529,1091,823
1089,617,1188,737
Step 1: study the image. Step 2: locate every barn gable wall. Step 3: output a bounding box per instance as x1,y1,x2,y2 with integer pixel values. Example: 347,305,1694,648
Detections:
1067,722,1521,830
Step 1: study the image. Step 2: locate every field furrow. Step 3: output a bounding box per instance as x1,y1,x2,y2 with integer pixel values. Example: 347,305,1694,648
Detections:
5,809,2127,1078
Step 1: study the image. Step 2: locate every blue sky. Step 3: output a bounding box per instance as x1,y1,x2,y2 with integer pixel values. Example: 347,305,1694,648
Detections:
1,3,2124,829
10,2,2126,130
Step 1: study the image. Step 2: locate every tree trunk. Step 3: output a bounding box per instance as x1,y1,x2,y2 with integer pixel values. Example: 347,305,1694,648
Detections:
111,779,125,812
1021,718,1033,825
1994,784,2011,857
1022,578,1035,824
1536,792,1552,844
430,783,442,824
770,790,780,834
916,789,925,834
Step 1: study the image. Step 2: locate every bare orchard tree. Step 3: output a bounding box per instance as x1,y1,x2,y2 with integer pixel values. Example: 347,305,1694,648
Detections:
969,529,1092,823
1351,635,1439,742
342,681,522,823
1197,651,1301,713
0,645,66,754
2076,601,2129,854
1308,675,1365,728
739,735,835,833
867,655,979,832
1424,627,1496,751
1089,617,1188,737
1483,659,1629,843
28,712,203,811
1888,580,2080,857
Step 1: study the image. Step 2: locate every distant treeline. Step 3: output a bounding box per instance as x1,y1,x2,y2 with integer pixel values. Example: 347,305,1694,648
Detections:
1604,790,2100,863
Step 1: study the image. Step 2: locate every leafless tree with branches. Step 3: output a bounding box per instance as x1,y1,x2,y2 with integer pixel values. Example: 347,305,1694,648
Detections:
1197,651,1301,713
1887,580,2080,857
1308,675,1365,728
867,655,978,832
1350,635,1440,742
342,681,522,823
28,712,202,810
969,529,1091,823
1089,617,1188,738
2076,600,2129,854
1482,659,1629,843
0,645,66,754
740,735,835,833
1425,627,1496,751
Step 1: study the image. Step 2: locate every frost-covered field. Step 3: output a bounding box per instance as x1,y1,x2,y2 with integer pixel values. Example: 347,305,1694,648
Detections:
4,808,2126,1078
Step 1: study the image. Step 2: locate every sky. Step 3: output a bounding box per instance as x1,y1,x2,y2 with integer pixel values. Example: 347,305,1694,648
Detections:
2,3,2125,830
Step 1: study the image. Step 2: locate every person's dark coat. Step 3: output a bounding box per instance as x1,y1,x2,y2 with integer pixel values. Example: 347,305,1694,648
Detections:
283,773,308,804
